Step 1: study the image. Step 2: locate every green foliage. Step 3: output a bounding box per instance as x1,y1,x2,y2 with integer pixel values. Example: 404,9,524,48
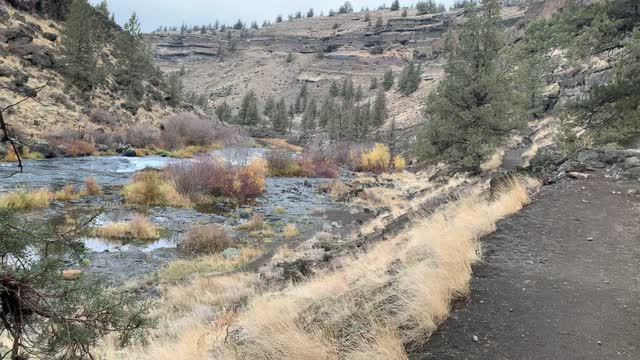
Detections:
415,0,522,171
338,1,354,14
295,83,308,113
416,0,443,15
113,13,155,110
60,0,102,91
372,88,388,127
572,28,640,145
0,210,151,359
302,98,318,131
383,68,394,91
271,98,289,132
398,62,421,95
286,52,295,63
238,91,260,126
166,72,183,107
216,100,233,123
391,0,401,11
329,80,341,97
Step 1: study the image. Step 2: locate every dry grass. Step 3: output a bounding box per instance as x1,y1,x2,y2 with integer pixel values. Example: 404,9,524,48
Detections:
480,149,505,172
54,184,81,201
281,223,300,239
259,138,303,152
0,188,52,209
393,155,407,171
83,177,103,196
2,146,45,162
123,171,192,208
159,247,262,282
181,225,233,254
96,176,539,360
96,215,161,241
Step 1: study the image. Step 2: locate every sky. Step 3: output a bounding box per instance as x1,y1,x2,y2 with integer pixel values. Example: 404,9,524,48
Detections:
93,0,456,32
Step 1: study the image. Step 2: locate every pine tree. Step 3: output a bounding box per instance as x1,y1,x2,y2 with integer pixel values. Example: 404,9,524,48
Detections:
60,0,102,91
166,72,183,106
383,68,394,91
238,91,260,125
264,95,275,118
295,83,308,113
307,8,315,17
398,62,422,95
415,0,519,170
329,80,341,97
272,98,289,132
302,98,317,131
216,100,233,123
372,88,388,127
391,0,401,11
113,13,154,107
318,95,335,129
341,77,354,101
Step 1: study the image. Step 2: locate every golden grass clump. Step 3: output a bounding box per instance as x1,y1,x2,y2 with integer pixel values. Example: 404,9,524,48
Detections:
0,188,52,209
181,224,233,254
54,184,81,201
83,177,103,196
159,247,262,282
281,223,299,238
96,215,161,240
123,171,192,208
259,138,303,152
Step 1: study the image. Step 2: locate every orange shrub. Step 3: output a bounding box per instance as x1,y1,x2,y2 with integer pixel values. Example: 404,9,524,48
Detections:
64,140,96,157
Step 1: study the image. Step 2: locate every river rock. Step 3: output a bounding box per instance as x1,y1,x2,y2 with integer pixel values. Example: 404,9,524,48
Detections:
0,65,13,78
622,167,640,180
624,156,640,169
600,149,624,164
222,248,241,259
121,148,137,157
43,32,58,42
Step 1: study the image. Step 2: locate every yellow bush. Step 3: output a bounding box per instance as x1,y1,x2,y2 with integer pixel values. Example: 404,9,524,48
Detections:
96,215,161,240
123,171,192,208
2,146,44,162
360,144,391,173
54,184,81,201
0,188,52,209
181,225,232,254
83,177,103,196
282,223,299,238
393,155,407,170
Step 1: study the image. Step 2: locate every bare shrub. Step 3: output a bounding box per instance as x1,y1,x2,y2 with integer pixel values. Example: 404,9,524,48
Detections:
160,112,219,150
181,224,233,254
125,124,159,148
89,109,117,125
64,140,96,156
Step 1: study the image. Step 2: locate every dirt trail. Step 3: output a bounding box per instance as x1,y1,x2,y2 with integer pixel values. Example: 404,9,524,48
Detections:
419,174,640,360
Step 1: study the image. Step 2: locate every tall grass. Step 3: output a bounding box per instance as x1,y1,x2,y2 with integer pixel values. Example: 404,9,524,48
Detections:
97,177,538,360
0,188,52,209
96,215,161,240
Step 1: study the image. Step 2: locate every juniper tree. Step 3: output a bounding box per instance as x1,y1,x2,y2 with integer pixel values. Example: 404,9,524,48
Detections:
307,8,315,17
341,77,355,101
238,91,260,126
329,80,341,97
383,68,395,91
415,0,520,171
216,100,233,123
286,52,295,63
166,72,183,106
302,98,318,131
0,210,151,360
402,8,408,17
391,0,401,11
272,98,289,132
113,13,154,107
318,95,336,129
295,83,308,113
372,88,388,127
264,96,275,118
398,62,422,95
60,0,102,91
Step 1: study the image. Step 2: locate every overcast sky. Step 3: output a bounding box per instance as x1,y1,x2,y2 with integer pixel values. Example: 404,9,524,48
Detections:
93,0,456,32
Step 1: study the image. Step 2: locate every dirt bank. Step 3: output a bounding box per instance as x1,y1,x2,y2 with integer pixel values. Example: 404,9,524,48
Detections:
419,173,640,359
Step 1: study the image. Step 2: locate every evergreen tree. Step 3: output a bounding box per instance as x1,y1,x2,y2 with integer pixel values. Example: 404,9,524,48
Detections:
302,98,318,131
391,0,401,11
264,95,275,118
370,76,378,90
276,14,283,23
60,0,102,91
415,0,519,171
307,8,315,17
329,80,341,97
402,9,408,17
398,62,422,95
166,72,183,107
295,83,308,113
113,13,154,107
233,19,245,29
272,98,289,132
372,88,388,127
341,77,354,101
318,95,336,129
216,100,233,123
383,68,395,91
286,52,295,63
238,90,260,125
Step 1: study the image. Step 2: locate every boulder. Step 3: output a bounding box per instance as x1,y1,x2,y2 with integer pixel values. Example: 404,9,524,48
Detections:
43,32,58,42
624,156,640,170
600,149,624,164
0,65,13,78
121,148,137,157
560,160,588,173
4,27,33,46
622,167,640,180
